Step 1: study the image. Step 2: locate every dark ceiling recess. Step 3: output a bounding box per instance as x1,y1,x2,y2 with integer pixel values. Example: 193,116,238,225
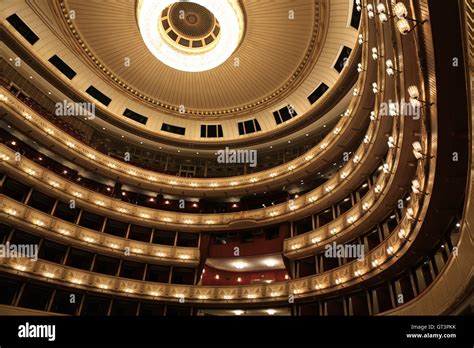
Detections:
48,55,77,80
238,119,261,135
161,123,186,135
334,46,353,73
85,85,112,106
123,108,148,125
350,0,362,29
273,105,298,125
6,14,39,45
308,82,329,105
201,124,223,138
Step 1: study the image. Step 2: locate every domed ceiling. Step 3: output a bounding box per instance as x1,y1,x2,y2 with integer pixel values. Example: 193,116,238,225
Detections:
59,0,325,117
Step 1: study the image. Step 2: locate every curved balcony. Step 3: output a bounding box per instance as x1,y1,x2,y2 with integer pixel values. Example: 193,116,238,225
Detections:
0,173,429,305
0,196,200,266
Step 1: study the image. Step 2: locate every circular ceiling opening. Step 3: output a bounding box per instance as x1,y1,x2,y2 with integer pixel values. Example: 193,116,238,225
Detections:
137,0,245,72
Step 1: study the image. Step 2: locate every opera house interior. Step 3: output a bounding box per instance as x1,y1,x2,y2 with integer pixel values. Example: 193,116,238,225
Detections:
0,0,472,324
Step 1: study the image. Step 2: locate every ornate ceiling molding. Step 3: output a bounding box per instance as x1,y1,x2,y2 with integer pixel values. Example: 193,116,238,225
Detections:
55,0,328,119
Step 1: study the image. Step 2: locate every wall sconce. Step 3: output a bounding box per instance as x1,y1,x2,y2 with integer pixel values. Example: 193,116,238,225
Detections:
371,47,382,60
412,141,432,159
367,4,375,18
411,179,429,195
385,59,401,76
392,2,427,35
372,82,379,94
387,136,397,148
377,3,389,22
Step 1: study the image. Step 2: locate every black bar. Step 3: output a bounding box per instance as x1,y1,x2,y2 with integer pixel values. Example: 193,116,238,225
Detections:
0,316,472,345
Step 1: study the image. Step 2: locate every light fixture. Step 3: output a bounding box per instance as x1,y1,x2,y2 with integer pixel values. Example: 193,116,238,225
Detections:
377,3,388,22
398,228,407,239
407,85,421,107
263,259,277,267
385,59,400,76
411,179,422,194
372,47,380,60
347,216,356,224
43,272,55,278
233,310,244,316
83,236,95,243
367,4,375,18
396,18,412,34
412,141,431,159
372,82,379,94
5,208,17,216
233,261,247,269
266,309,277,315
388,136,396,148
376,3,386,14
393,2,408,19
137,0,245,72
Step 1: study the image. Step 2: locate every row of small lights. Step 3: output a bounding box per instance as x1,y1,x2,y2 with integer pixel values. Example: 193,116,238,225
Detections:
9,192,442,301
1,85,356,190
7,231,400,299
3,139,368,222
1,203,196,262
289,175,388,251
289,125,400,251
286,9,418,248
357,1,425,35
0,129,375,225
